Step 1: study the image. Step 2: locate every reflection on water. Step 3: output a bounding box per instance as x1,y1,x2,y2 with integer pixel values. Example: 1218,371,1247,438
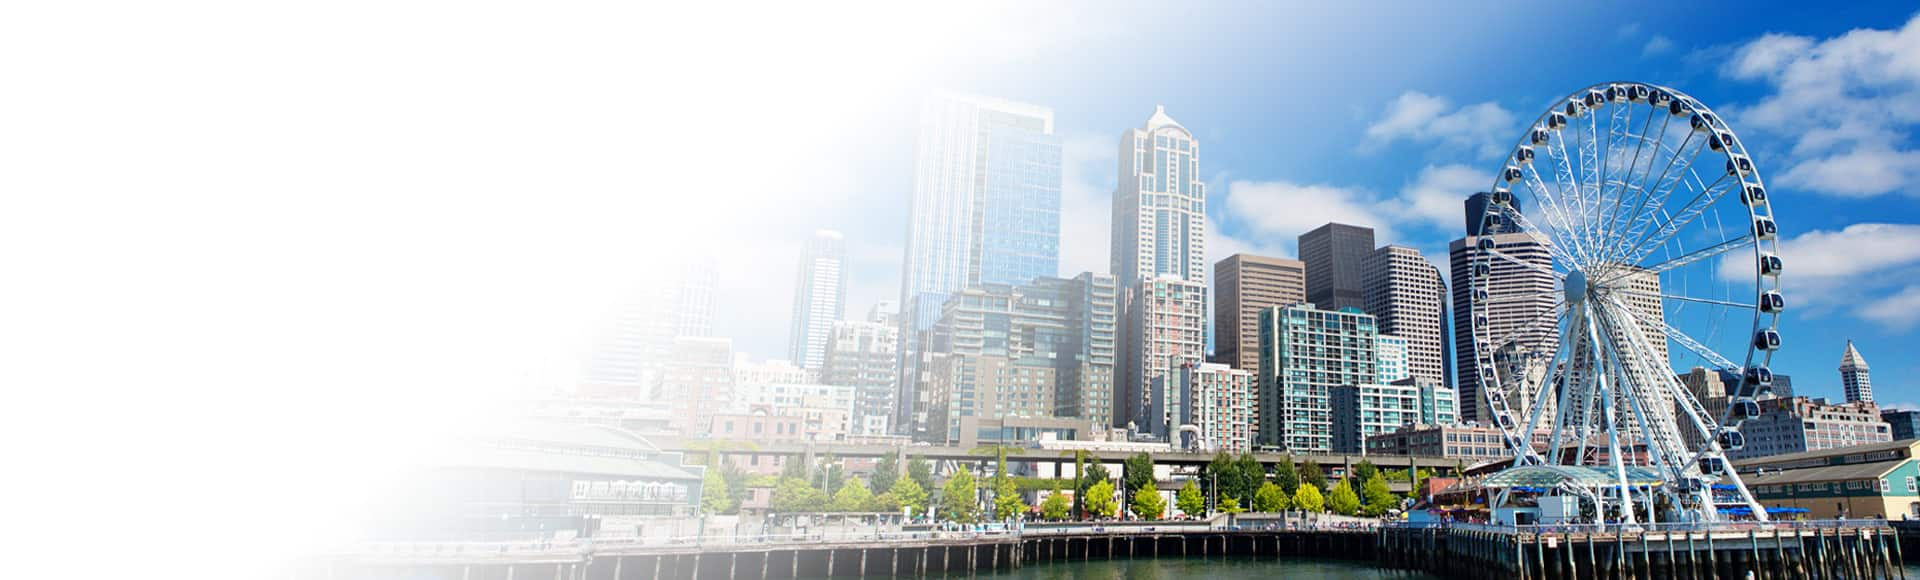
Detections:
959,557,1437,580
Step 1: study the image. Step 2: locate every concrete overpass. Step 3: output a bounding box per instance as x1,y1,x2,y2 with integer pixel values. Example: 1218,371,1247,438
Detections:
651,436,1465,478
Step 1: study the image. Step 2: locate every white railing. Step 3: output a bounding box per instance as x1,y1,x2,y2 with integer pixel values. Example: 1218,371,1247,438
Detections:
1386,519,1892,536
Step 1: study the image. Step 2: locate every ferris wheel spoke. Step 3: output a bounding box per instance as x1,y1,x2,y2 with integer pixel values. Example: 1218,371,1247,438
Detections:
1609,233,1754,281
1487,247,1568,280
1521,164,1593,262
1500,210,1583,266
1598,111,1663,264
1659,318,1741,371
1614,288,1753,309
1615,172,1740,265
1606,113,1677,261
1608,127,1713,263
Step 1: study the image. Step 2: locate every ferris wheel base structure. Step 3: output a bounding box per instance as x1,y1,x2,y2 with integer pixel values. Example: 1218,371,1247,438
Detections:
1466,81,1783,526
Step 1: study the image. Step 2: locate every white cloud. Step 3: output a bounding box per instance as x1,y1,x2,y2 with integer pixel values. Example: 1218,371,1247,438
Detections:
1776,148,1920,198
1616,23,1641,39
1858,285,1920,330
1362,91,1517,159
1224,179,1394,243
1721,15,1920,197
1642,35,1674,57
1397,163,1488,230
1720,223,1920,325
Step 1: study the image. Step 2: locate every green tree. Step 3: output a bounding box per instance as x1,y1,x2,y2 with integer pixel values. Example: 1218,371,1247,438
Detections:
820,455,845,492
1361,471,1397,517
1232,453,1263,502
1293,483,1325,513
1175,480,1207,517
701,467,733,514
1328,478,1361,516
993,473,1027,520
871,451,900,494
771,477,829,513
719,462,750,514
1220,495,1246,514
1253,481,1290,512
1299,459,1326,491
892,477,928,515
781,454,808,480
1083,480,1118,519
940,469,979,523
1122,452,1155,512
1204,451,1234,500
1040,490,1072,520
1130,482,1165,520
831,478,875,512
1076,453,1112,520
1349,460,1379,497
870,492,901,513
907,456,934,492
1272,454,1300,495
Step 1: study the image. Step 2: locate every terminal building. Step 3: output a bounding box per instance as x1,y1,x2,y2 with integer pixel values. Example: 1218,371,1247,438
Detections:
1737,439,1920,520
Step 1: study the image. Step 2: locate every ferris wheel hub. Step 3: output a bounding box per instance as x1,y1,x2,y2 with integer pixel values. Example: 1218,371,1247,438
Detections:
1564,269,1589,305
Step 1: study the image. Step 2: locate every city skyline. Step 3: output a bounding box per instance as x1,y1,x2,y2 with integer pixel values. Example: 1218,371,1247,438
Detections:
656,7,1920,411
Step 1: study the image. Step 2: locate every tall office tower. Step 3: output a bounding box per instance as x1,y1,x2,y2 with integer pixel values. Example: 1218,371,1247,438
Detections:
1124,277,1209,437
1111,106,1209,432
1464,192,1523,236
1173,362,1257,452
1376,335,1410,382
1331,382,1418,454
1841,340,1872,404
1111,106,1207,286
579,257,719,400
1211,254,1306,439
1299,223,1375,311
660,337,736,436
788,230,848,369
1449,232,1558,425
1363,245,1448,386
1612,265,1669,366
1258,304,1379,453
1212,254,1307,371
898,93,1063,431
825,312,900,436
909,274,1115,442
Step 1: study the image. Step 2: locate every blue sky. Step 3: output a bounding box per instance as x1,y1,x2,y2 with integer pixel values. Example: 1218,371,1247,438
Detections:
705,2,1920,408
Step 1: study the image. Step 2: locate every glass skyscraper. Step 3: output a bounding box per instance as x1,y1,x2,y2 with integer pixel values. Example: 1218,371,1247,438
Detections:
899,93,1062,330
897,93,1062,433
1112,105,1209,433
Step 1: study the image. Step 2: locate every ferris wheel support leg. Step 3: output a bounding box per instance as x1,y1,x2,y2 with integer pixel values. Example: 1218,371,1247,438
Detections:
1583,303,1637,525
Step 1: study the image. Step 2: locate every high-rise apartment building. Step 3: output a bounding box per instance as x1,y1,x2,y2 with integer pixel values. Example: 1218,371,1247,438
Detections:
1173,362,1257,452
1398,376,1459,427
1363,245,1447,386
1111,106,1209,433
789,230,847,370
1212,254,1306,372
1376,334,1410,383
908,274,1116,442
660,337,736,436
1332,382,1418,454
1299,223,1375,312
1842,340,1873,404
1258,304,1379,453
579,257,718,400
1449,232,1558,425
824,311,900,436
897,93,1063,433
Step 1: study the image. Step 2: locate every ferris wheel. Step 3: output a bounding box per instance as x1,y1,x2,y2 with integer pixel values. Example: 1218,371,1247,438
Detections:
1467,82,1782,523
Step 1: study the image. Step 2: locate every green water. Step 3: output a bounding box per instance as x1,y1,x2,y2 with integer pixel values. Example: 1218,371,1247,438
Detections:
963,557,1437,579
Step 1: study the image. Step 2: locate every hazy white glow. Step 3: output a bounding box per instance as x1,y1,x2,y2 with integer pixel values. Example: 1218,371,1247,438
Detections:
0,2,1070,578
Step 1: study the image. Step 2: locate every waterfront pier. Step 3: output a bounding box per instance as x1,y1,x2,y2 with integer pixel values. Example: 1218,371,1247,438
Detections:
1382,521,1906,580
322,521,1910,579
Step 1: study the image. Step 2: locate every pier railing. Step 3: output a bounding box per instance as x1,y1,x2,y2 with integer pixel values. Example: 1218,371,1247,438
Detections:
1387,519,1893,536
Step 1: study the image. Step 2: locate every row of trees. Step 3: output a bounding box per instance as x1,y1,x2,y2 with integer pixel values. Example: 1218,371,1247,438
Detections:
703,449,1422,521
